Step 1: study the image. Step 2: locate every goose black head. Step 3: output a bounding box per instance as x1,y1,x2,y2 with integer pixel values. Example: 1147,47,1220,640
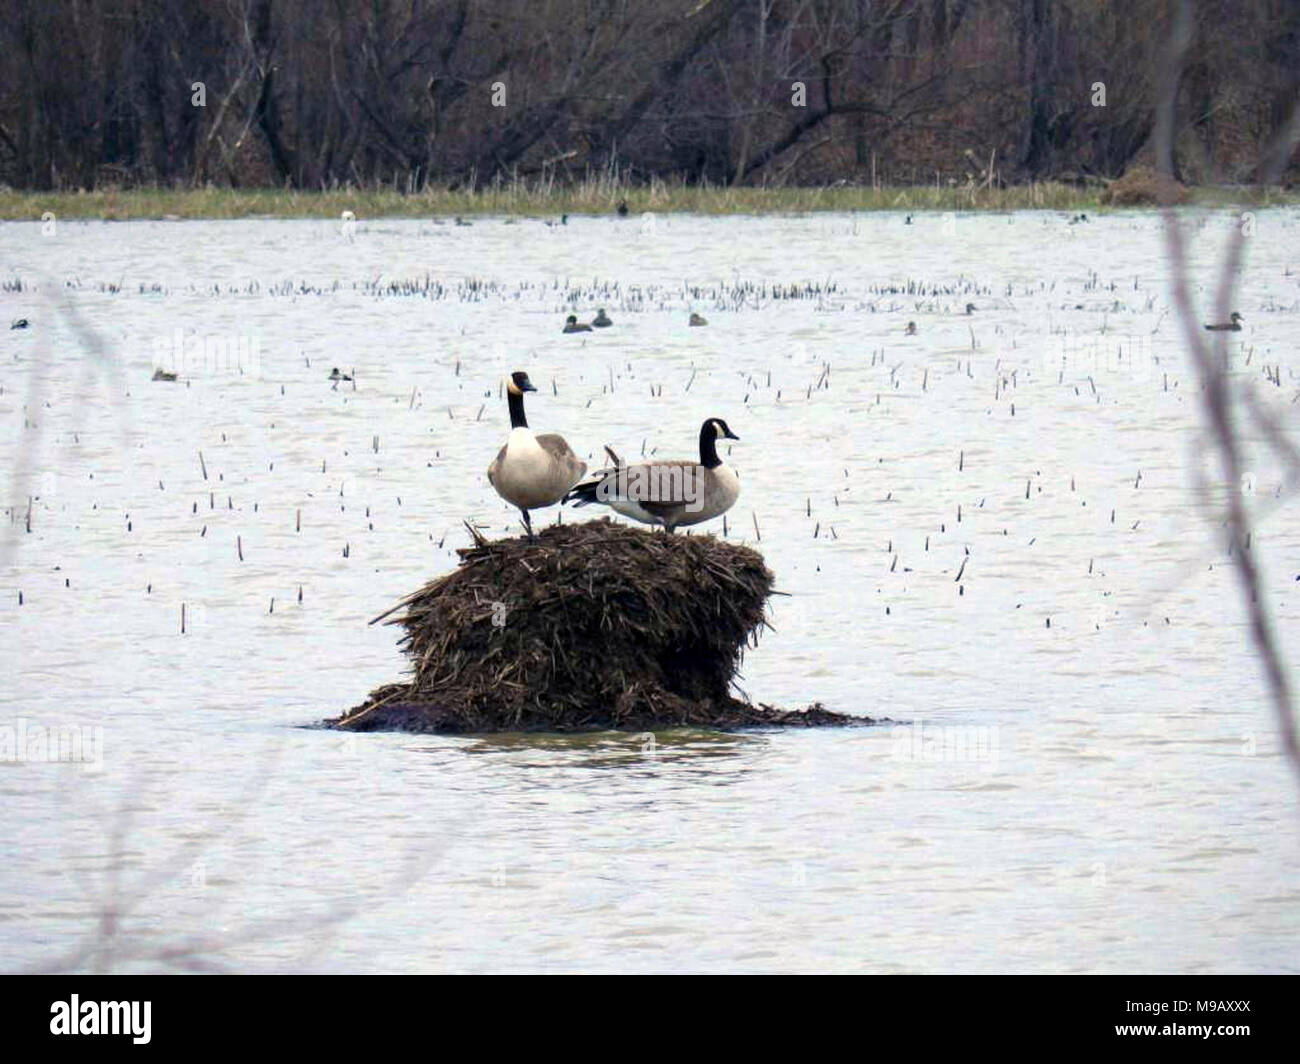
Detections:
565,315,577,325
1231,311,1244,323
708,418,739,442
508,371,537,395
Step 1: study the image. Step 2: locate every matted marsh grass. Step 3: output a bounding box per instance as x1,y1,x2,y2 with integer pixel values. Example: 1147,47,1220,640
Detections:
332,519,865,733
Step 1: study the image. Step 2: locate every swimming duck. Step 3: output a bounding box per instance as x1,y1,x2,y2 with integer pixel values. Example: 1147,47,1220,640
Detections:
689,313,708,327
329,367,353,382
487,371,587,538
151,367,178,382
1204,312,1244,332
10,318,29,330
565,418,741,533
563,315,593,333
592,309,613,328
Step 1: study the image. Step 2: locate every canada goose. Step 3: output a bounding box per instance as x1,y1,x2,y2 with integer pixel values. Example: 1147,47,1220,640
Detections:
592,308,613,328
151,367,178,382
563,315,593,333
905,321,918,335
565,418,740,533
329,367,353,382
689,313,708,327
487,371,587,538
965,303,976,315
10,318,28,330
1205,312,1244,331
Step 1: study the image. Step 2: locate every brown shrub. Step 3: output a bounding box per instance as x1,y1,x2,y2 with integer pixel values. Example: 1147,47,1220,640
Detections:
1100,165,1191,206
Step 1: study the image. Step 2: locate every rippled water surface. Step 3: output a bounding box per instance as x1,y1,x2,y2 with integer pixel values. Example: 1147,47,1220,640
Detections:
2,210,1299,972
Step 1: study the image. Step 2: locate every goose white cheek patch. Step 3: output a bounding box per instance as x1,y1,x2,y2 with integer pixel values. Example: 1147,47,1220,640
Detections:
595,466,705,512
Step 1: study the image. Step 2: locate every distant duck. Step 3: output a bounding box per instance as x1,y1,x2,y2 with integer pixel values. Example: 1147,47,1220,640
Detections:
592,308,613,328
151,367,178,382
565,418,741,534
616,200,629,217
905,321,917,335
689,313,708,327
10,318,28,330
1069,213,1089,224
329,367,353,382
965,303,976,314
563,314,593,333
487,371,587,538
454,216,473,227
1204,312,1244,332
905,214,913,225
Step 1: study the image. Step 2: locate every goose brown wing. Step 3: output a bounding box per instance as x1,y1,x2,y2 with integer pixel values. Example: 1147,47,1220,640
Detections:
536,434,588,486
535,433,578,460
615,460,702,515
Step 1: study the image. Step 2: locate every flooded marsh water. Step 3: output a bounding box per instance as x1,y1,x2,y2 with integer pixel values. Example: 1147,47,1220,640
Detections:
2,209,1299,972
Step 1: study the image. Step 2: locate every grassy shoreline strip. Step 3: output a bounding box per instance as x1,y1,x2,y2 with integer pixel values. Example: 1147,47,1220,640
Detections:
2,181,1296,221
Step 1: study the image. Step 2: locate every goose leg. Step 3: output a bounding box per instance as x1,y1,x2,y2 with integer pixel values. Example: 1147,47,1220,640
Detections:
520,508,534,539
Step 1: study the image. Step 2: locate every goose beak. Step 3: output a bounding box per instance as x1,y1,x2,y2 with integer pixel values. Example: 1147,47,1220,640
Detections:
725,429,740,441
522,380,537,392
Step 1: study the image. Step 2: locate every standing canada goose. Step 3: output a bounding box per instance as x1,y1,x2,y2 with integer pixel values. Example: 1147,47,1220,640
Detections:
564,418,740,533
487,371,587,538
1204,312,1244,331
689,312,708,327
592,308,613,328
563,315,593,333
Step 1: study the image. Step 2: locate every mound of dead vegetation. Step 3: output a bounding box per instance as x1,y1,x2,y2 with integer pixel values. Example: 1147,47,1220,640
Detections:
1100,165,1191,206
331,519,868,733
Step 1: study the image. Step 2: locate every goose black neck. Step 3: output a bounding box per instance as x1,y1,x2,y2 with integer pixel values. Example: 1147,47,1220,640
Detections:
698,423,722,469
507,389,528,429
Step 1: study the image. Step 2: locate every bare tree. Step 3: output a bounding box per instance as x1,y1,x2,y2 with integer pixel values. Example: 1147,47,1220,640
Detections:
1156,0,1300,788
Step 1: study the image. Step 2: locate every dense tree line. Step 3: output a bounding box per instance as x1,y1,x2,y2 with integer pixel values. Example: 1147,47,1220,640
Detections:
1,0,1296,191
